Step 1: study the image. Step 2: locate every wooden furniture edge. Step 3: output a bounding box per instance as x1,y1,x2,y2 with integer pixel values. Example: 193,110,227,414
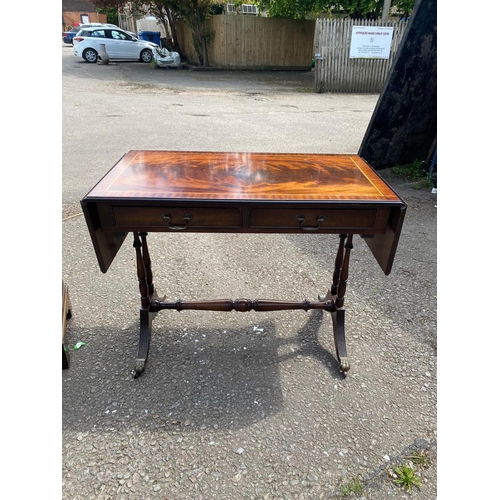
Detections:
62,280,71,369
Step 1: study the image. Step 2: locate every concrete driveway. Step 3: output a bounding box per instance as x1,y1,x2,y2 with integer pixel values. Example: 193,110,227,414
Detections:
62,43,437,499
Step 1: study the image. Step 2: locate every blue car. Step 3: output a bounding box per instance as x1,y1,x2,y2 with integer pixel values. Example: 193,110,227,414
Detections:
62,26,81,45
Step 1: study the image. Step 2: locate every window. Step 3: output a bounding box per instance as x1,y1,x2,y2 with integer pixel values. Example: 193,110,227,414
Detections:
226,3,259,15
110,30,128,40
89,30,106,38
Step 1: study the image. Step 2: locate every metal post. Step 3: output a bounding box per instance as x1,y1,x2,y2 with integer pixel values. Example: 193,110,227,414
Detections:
382,0,392,22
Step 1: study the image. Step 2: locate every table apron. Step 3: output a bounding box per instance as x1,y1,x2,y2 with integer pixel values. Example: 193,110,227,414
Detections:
96,204,393,234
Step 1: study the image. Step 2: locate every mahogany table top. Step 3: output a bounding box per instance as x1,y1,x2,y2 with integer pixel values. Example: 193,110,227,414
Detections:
85,150,403,204
82,151,406,275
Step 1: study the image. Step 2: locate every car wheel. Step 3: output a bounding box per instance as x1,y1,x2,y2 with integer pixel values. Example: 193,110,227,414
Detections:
140,49,153,63
83,48,98,63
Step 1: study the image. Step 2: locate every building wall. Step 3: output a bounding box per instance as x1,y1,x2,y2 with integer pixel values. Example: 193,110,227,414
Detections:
63,12,107,30
62,0,106,29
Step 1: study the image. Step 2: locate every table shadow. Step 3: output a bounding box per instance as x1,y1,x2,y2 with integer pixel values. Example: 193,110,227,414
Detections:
62,309,341,433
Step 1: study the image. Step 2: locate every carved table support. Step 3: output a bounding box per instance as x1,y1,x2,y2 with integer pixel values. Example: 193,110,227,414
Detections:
132,232,159,378
131,232,355,379
150,298,337,313
320,233,354,378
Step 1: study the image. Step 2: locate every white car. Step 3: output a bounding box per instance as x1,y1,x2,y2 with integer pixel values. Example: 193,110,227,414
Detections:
73,26,158,63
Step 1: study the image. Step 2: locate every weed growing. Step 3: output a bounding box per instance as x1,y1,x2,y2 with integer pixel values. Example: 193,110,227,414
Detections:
391,463,422,493
340,475,364,496
406,450,431,468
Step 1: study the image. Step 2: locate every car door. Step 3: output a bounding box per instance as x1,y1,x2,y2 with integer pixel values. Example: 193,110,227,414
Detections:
83,29,114,56
99,29,122,58
108,29,137,59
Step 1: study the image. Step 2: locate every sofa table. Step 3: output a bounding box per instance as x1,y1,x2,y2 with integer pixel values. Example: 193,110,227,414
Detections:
81,151,406,378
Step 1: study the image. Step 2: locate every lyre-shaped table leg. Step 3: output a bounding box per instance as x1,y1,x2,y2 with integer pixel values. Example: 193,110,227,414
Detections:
320,234,353,378
132,232,160,378
134,307,153,378
332,309,349,377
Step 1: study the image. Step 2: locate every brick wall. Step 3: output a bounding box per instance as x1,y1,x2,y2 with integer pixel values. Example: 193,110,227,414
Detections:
62,12,106,30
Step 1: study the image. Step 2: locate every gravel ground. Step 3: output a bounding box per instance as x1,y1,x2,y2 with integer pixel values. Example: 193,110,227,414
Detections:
60,44,437,499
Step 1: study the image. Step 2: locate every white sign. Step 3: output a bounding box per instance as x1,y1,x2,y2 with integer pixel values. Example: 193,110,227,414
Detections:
350,26,394,59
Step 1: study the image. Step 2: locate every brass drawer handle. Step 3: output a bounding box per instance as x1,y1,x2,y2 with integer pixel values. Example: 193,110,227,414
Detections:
296,214,326,231
162,213,192,230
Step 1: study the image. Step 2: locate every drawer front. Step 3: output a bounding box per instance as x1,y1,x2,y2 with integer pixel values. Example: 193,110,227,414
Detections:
111,206,242,230
249,208,386,232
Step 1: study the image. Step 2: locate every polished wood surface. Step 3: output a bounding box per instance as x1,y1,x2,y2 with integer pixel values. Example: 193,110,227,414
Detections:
85,151,402,202
81,151,406,275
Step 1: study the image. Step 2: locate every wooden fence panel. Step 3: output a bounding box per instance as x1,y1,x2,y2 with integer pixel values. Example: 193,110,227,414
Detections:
314,18,408,93
177,15,315,70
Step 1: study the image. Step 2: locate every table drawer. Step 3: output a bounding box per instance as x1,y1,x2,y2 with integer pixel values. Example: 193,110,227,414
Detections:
249,208,386,232
111,206,242,230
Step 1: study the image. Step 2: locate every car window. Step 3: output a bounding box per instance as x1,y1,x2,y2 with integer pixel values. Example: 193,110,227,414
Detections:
109,30,130,41
89,30,106,38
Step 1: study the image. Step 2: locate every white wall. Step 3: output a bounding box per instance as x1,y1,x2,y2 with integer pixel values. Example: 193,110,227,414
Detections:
136,17,167,37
